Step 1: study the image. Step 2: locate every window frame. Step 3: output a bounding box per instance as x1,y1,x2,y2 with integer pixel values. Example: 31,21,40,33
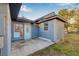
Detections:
44,22,48,31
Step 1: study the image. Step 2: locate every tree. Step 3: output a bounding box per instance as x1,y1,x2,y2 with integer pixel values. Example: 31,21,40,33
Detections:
70,9,79,32
58,9,69,21
58,8,79,32
73,15,79,31
58,9,70,33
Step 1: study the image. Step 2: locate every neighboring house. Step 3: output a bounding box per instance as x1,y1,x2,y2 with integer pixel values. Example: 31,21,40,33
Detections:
12,12,65,42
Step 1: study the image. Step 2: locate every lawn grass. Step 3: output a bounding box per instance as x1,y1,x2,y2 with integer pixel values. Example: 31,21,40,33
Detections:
30,33,79,56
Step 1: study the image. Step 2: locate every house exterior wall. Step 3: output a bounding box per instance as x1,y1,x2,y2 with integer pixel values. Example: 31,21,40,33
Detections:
12,22,33,41
53,19,64,42
31,24,38,38
12,19,64,43
12,22,24,41
12,22,39,40
38,20,54,41
38,19,64,42
0,4,11,56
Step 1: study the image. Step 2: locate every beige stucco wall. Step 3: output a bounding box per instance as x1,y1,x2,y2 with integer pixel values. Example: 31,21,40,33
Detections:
53,19,64,42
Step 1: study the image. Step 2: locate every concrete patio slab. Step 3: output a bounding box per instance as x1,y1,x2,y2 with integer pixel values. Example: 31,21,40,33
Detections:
10,38,54,56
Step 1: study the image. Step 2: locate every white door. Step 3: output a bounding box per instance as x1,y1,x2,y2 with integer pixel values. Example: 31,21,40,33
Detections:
24,23,31,40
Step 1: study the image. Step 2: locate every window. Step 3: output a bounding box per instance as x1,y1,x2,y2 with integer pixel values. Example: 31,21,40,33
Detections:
14,23,23,36
44,22,48,31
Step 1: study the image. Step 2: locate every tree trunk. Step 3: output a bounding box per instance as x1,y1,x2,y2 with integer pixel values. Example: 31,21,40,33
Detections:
66,27,69,34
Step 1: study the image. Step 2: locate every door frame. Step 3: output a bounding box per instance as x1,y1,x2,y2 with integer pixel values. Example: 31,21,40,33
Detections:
24,23,31,40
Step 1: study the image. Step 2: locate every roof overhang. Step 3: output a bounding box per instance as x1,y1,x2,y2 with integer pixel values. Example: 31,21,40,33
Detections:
35,13,66,24
9,3,22,20
35,16,66,24
13,18,33,23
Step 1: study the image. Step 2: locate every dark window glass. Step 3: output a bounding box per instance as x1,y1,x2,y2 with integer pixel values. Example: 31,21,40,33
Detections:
44,22,48,31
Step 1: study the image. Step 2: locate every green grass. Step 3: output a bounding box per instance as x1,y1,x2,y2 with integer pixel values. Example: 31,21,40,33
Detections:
30,33,79,56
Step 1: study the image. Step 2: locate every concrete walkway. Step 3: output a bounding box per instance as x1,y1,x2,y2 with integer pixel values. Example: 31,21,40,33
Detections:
10,38,54,56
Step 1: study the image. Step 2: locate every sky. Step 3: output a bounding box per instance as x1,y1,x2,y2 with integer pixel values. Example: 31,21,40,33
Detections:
18,3,79,20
